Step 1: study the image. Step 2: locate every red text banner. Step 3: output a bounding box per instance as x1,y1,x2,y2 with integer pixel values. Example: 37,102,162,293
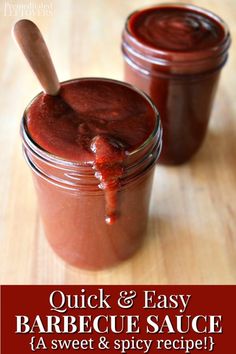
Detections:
1,285,235,353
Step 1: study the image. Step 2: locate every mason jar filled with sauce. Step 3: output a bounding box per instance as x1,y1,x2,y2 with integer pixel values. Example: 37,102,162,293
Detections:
21,78,162,270
122,3,231,164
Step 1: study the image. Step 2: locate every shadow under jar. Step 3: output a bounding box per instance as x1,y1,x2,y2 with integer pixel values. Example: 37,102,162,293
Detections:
122,3,231,165
21,78,162,270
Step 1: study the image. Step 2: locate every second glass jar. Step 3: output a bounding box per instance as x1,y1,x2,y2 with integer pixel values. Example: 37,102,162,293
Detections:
122,3,231,164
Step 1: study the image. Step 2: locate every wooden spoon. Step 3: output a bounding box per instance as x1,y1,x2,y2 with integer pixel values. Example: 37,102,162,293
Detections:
12,19,60,95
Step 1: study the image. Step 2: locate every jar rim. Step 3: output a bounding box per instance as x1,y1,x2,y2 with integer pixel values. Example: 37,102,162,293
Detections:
124,2,231,64
21,77,161,169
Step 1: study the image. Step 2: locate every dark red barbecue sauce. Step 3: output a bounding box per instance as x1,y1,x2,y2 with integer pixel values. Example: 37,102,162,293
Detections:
26,79,156,224
122,5,231,164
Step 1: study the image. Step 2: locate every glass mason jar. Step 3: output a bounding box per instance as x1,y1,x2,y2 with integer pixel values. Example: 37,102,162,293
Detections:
122,3,231,164
21,78,162,270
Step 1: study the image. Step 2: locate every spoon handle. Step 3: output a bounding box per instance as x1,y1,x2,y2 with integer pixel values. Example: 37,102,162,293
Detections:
13,19,60,95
